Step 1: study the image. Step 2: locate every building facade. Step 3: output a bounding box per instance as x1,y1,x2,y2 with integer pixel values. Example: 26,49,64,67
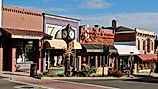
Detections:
0,6,49,72
78,25,116,75
115,26,156,73
42,13,81,72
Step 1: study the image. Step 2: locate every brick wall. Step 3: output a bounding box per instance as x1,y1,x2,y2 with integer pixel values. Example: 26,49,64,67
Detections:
2,6,43,32
115,33,136,42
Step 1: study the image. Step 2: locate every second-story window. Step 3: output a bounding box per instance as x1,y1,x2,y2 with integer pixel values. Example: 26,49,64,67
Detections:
151,41,153,50
138,40,140,50
143,40,146,50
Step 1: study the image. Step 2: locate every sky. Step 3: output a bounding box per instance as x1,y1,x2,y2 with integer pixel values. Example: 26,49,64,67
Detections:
3,0,158,34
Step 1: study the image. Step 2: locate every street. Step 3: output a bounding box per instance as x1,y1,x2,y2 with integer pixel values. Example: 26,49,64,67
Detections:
0,77,37,89
60,78,158,89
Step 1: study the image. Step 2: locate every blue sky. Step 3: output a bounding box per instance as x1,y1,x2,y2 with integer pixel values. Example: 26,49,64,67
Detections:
3,0,158,33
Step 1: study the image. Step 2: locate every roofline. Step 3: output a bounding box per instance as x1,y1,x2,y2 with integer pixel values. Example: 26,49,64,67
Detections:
43,13,81,22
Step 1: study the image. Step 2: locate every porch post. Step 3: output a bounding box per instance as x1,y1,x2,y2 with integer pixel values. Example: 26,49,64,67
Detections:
12,48,16,72
0,48,3,73
95,55,98,68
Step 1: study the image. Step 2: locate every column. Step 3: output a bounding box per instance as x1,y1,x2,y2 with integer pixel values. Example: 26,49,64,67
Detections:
100,55,102,67
0,48,3,73
95,55,98,68
12,48,16,72
88,56,90,65
78,56,82,71
38,58,42,73
54,56,57,66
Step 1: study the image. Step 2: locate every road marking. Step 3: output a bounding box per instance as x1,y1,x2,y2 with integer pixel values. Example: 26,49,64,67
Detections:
53,80,120,89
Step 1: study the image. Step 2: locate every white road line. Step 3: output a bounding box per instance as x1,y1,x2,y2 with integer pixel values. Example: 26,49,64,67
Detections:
52,80,120,89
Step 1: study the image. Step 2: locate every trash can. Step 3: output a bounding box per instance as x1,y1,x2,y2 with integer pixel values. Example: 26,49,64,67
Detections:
30,63,37,77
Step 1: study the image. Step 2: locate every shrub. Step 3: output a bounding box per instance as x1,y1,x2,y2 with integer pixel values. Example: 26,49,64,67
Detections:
108,69,124,77
80,65,96,77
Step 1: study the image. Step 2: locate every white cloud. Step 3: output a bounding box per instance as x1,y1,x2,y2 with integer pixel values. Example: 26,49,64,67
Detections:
44,7,66,11
71,12,158,33
81,0,111,9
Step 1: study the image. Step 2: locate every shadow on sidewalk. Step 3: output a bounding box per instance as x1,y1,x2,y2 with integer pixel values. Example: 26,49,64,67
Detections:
3,72,29,77
123,76,158,83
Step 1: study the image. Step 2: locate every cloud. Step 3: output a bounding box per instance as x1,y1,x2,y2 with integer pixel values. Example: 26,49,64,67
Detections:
44,7,66,11
71,12,158,33
80,0,111,9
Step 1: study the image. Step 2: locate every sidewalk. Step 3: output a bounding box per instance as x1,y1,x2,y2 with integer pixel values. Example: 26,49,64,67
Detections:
1,71,158,89
0,72,113,89
134,72,158,77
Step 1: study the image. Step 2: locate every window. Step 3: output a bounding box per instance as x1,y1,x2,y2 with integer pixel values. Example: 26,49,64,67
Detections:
151,41,153,50
147,38,150,53
143,40,146,50
138,40,140,50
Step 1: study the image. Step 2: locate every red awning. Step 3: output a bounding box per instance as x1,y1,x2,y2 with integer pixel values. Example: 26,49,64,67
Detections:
2,28,51,39
138,54,158,61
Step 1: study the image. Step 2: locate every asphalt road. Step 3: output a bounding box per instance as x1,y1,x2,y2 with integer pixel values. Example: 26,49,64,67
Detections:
61,78,158,89
0,78,35,89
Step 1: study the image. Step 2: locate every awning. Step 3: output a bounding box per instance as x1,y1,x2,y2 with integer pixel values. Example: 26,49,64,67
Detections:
74,41,82,49
2,28,51,39
82,44,117,53
45,39,67,49
138,54,157,61
114,45,140,56
82,44,103,52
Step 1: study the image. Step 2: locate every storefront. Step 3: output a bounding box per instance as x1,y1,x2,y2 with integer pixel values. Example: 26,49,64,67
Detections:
0,6,50,72
78,25,117,75
43,13,81,72
114,45,140,73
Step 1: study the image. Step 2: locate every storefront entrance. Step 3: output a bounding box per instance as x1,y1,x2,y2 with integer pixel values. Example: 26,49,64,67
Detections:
3,38,39,72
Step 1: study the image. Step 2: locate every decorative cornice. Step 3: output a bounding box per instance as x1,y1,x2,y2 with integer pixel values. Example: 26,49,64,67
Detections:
2,6,42,17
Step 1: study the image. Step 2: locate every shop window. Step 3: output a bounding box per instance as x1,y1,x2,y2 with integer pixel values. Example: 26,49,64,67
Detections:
16,40,34,64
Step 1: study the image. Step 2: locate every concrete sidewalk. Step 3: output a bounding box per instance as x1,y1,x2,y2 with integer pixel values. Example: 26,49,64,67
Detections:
134,72,158,77
0,72,115,89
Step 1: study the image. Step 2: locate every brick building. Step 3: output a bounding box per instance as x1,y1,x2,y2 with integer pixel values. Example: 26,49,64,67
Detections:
0,6,50,72
115,26,157,73
78,25,117,75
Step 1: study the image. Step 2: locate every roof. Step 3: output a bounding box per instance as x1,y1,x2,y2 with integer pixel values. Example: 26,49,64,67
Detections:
116,26,135,32
3,5,42,16
114,45,140,56
2,28,51,39
82,44,117,53
138,54,157,62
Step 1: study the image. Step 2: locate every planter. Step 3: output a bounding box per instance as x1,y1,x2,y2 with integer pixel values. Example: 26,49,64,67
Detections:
48,67,65,75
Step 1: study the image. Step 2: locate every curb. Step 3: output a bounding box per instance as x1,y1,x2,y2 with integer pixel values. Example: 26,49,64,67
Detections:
41,76,137,80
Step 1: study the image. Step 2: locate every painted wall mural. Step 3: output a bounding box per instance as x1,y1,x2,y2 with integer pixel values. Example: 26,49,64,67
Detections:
79,26,114,45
